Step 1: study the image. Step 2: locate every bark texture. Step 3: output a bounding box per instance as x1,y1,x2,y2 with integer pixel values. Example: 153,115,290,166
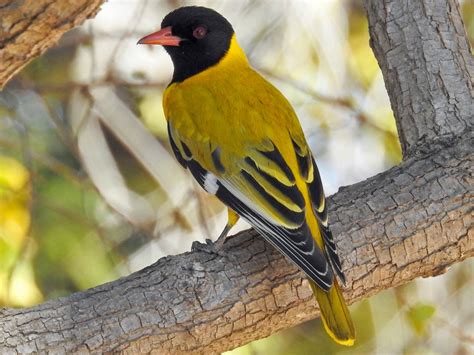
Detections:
0,0,107,89
365,0,474,157
0,0,473,354
0,136,472,354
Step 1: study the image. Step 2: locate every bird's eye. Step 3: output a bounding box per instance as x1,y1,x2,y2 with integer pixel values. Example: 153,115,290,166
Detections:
192,26,207,39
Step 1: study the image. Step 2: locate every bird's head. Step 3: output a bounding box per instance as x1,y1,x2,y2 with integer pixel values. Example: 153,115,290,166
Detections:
138,6,236,83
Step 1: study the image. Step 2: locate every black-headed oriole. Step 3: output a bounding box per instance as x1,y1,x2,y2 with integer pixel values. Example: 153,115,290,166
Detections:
138,6,355,345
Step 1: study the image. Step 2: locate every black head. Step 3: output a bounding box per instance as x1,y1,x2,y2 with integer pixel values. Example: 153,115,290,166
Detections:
138,6,234,83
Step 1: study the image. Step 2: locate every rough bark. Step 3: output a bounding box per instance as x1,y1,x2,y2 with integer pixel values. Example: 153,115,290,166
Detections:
364,0,474,157
0,135,472,354
0,0,473,354
0,0,107,90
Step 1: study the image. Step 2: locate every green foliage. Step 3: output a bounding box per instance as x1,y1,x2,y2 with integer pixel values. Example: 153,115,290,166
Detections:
462,1,474,48
405,304,436,337
0,155,37,306
33,174,118,298
348,6,380,88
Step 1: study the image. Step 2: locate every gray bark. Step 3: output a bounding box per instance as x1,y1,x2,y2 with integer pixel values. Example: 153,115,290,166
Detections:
0,136,472,354
364,0,474,157
0,0,473,353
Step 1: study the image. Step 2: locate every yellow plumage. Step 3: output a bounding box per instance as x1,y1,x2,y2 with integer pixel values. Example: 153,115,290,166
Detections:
162,34,355,345
164,37,300,175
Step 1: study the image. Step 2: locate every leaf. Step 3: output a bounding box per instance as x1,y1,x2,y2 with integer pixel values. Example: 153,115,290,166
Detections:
0,155,36,306
8,259,43,307
348,9,380,87
406,303,436,336
0,155,31,250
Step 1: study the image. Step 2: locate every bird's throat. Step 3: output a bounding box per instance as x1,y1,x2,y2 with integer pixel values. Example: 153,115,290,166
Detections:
170,35,248,84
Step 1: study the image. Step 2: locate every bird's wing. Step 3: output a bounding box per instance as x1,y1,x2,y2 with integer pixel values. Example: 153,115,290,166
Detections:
168,121,341,290
292,136,345,283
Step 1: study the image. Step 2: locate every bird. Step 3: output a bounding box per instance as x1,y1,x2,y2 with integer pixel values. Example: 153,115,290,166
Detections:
138,6,355,346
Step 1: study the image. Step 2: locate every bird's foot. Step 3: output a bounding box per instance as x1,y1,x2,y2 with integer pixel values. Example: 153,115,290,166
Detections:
213,235,228,251
191,238,226,256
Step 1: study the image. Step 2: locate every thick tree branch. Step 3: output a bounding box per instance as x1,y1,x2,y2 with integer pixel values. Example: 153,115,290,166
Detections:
0,0,107,90
0,135,472,353
364,0,474,156
0,0,473,353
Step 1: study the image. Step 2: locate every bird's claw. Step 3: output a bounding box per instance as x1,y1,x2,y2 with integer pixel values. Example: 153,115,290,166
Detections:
191,238,226,256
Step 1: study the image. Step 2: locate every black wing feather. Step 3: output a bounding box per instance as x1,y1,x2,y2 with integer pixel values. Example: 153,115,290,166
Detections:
215,182,333,291
167,122,187,168
307,156,346,283
182,153,333,290
166,123,336,290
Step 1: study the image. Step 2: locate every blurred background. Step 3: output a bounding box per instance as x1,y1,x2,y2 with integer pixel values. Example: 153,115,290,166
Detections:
0,0,472,353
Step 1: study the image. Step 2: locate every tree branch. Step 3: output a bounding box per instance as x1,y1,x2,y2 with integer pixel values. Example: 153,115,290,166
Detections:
0,0,473,353
0,134,472,353
364,0,474,156
0,0,107,90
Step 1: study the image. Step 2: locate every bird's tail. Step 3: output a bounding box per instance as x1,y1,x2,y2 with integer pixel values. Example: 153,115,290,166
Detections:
310,279,355,346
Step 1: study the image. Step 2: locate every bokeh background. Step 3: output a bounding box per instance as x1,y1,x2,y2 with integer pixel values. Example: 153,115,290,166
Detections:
0,0,472,353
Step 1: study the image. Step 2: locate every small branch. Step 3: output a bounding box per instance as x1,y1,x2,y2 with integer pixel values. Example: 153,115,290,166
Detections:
433,316,474,344
19,79,168,93
257,66,400,142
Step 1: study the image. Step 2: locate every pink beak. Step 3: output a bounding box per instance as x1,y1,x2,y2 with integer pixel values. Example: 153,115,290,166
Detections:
137,26,181,46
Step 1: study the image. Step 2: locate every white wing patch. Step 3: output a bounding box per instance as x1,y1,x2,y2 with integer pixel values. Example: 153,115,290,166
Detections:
203,172,219,194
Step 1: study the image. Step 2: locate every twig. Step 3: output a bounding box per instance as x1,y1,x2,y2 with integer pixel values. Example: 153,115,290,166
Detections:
433,317,474,344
